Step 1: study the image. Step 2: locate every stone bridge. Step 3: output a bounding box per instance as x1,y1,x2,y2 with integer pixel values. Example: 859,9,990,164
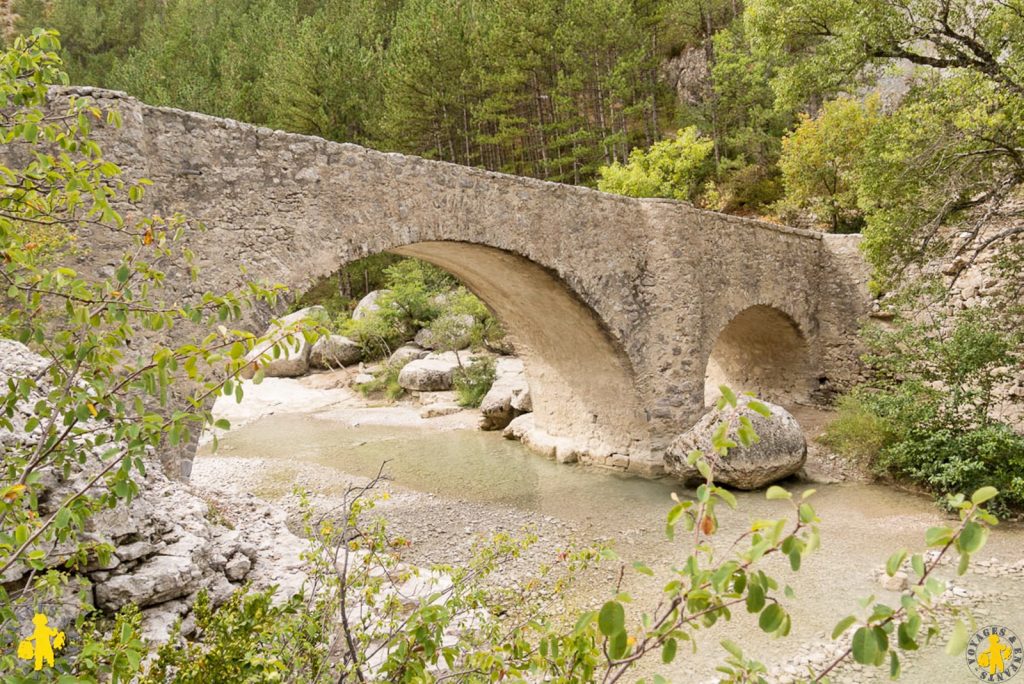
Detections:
70,88,870,478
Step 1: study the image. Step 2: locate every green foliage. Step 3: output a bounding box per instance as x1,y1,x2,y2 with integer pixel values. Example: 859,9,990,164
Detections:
0,31,291,681
820,392,896,464
597,126,715,202
744,0,1024,289
356,359,408,402
777,96,881,232
143,588,327,683
877,423,1024,513
109,0,302,125
13,0,160,88
827,303,1024,512
453,356,496,408
338,258,502,360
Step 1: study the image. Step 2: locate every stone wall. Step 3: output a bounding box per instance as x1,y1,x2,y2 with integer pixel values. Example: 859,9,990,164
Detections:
32,87,872,477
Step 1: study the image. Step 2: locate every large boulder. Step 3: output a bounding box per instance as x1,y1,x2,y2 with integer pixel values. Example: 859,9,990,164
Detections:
664,398,806,490
479,357,528,431
240,306,325,379
414,313,476,351
398,353,461,392
352,290,390,320
309,334,362,369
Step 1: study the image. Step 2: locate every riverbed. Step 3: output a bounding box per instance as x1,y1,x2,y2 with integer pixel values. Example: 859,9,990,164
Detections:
194,377,1024,683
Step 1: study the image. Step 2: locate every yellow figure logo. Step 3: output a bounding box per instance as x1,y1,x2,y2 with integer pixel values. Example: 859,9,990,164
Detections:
979,633,1014,675
17,613,65,671
967,625,1023,681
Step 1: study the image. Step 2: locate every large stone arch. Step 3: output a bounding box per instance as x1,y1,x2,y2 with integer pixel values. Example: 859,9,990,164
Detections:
34,87,872,480
378,241,647,466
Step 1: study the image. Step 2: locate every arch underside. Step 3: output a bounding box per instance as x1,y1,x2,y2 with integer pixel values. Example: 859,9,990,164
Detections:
704,305,816,406
391,242,653,470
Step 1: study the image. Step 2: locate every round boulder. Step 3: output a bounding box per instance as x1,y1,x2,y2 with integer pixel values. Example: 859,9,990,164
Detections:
239,306,324,379
397,354,460,392
664,398,806,490
352,290,390,320
309,335,362,369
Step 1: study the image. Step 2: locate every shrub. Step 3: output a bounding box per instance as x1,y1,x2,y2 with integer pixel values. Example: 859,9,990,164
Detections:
356,360,408,402
453,356,496,408
820,392,897,464
597,126,715,203
877,424,1024,513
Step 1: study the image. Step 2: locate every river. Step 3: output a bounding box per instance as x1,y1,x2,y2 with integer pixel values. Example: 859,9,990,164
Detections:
195,382,1024,683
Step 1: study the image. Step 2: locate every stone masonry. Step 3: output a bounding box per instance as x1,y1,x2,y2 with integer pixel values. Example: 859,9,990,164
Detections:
36,87,871,477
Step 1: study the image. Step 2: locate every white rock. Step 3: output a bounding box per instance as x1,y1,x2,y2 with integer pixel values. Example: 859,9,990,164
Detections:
479,357,527,431
352,290,389,320
240,306,324,379
309,334,362,369
665,397,806,490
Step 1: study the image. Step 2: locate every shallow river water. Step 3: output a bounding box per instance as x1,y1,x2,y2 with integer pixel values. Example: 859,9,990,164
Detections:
197,411,1024,683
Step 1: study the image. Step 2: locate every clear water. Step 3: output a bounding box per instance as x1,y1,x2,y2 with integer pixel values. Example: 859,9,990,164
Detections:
198,413,1024,682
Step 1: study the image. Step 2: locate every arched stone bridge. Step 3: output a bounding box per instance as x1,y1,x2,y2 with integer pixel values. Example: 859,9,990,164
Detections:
72,88,871,478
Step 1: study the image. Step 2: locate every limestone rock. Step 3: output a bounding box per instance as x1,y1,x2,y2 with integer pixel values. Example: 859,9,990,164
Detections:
420,403,462,419
352,290,389,320
398,353,465,392
95,533,209,610
664,398,806,490
224,552,253,581
240,306,324,379
502,413,579,463
309,334,362,369
0,337,310,643
479,357,528,431
389,344,429,365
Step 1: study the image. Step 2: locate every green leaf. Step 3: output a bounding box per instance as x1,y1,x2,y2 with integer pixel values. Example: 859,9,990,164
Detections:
924,526,953,547
746,583,765,613
852,626,879,664
889,651,900,679
945,620,968,656
608,629,629,659
662,637,677,664
957,521,987,555
747,400,772,417
766,486,791,501
719,385,737,408
886,549,907,577
720,639,744,660
54,507,72,530
832,615,856,639
897,620,919,650
598,601,625,637
632,561,654,576
573,610,596,636
971,486,999,505
910,554,925,578
758,604,784,633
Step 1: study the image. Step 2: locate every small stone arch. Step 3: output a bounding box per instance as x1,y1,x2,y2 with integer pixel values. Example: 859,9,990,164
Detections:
703,305,816,406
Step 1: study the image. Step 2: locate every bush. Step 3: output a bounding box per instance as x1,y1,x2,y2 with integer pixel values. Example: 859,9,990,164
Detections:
877,424,1024,513
356,360,408,402
453,356,496,408
597,126,715,203
820,393,897,464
